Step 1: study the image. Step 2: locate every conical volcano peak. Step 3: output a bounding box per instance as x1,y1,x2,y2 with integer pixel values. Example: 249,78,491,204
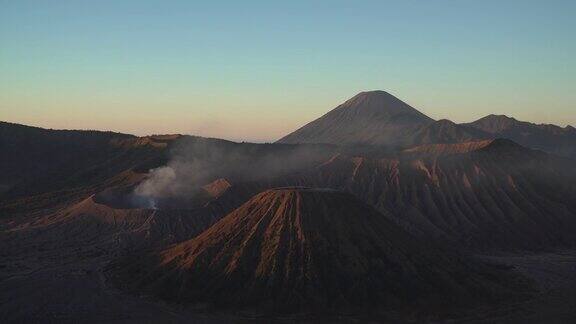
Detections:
435,118,457,125
231,186,370,224
337,90,432,120
349,90,395,101
277,90,434,146
346,90,414,105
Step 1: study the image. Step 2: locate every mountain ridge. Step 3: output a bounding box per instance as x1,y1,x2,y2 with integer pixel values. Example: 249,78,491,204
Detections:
465,114,576,158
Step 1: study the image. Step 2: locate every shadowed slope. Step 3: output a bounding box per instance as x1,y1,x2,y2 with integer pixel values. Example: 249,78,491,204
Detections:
465,114,576,158
292,139,576,250
111,188,526,314
0,121,176,201
278,91,433,146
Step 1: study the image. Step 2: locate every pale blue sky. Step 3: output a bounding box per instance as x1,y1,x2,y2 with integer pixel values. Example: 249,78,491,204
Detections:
1,0,574,141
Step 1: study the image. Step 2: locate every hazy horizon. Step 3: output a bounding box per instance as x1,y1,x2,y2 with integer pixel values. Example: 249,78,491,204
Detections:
1,1,575,142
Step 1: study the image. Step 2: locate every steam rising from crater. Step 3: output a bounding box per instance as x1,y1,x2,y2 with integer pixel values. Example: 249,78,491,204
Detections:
131,137,333,209
133,166,176,209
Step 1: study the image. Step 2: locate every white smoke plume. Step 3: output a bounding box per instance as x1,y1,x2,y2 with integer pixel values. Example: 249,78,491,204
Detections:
133,137,330,208
131,136,334,209
133,166,176,209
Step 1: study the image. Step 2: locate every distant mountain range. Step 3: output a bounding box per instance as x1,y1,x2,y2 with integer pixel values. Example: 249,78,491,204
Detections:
464,114,576,157
278,90,576,158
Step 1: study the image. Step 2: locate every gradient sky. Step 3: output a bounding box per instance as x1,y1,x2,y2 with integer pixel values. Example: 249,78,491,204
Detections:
1,0,575,142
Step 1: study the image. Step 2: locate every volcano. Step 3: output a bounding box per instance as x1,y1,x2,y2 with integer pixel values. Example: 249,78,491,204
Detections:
278,91,434,146
111,187,524,314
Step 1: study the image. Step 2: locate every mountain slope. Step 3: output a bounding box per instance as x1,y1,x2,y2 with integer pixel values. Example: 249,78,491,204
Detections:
465,115,576,158
278,91,434,146
111,188,525,314
3,183,250,253
288,139,576,250
0,121,176,201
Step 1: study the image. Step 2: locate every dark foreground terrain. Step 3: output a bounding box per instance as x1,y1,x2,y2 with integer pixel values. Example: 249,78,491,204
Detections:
2,224,576,322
